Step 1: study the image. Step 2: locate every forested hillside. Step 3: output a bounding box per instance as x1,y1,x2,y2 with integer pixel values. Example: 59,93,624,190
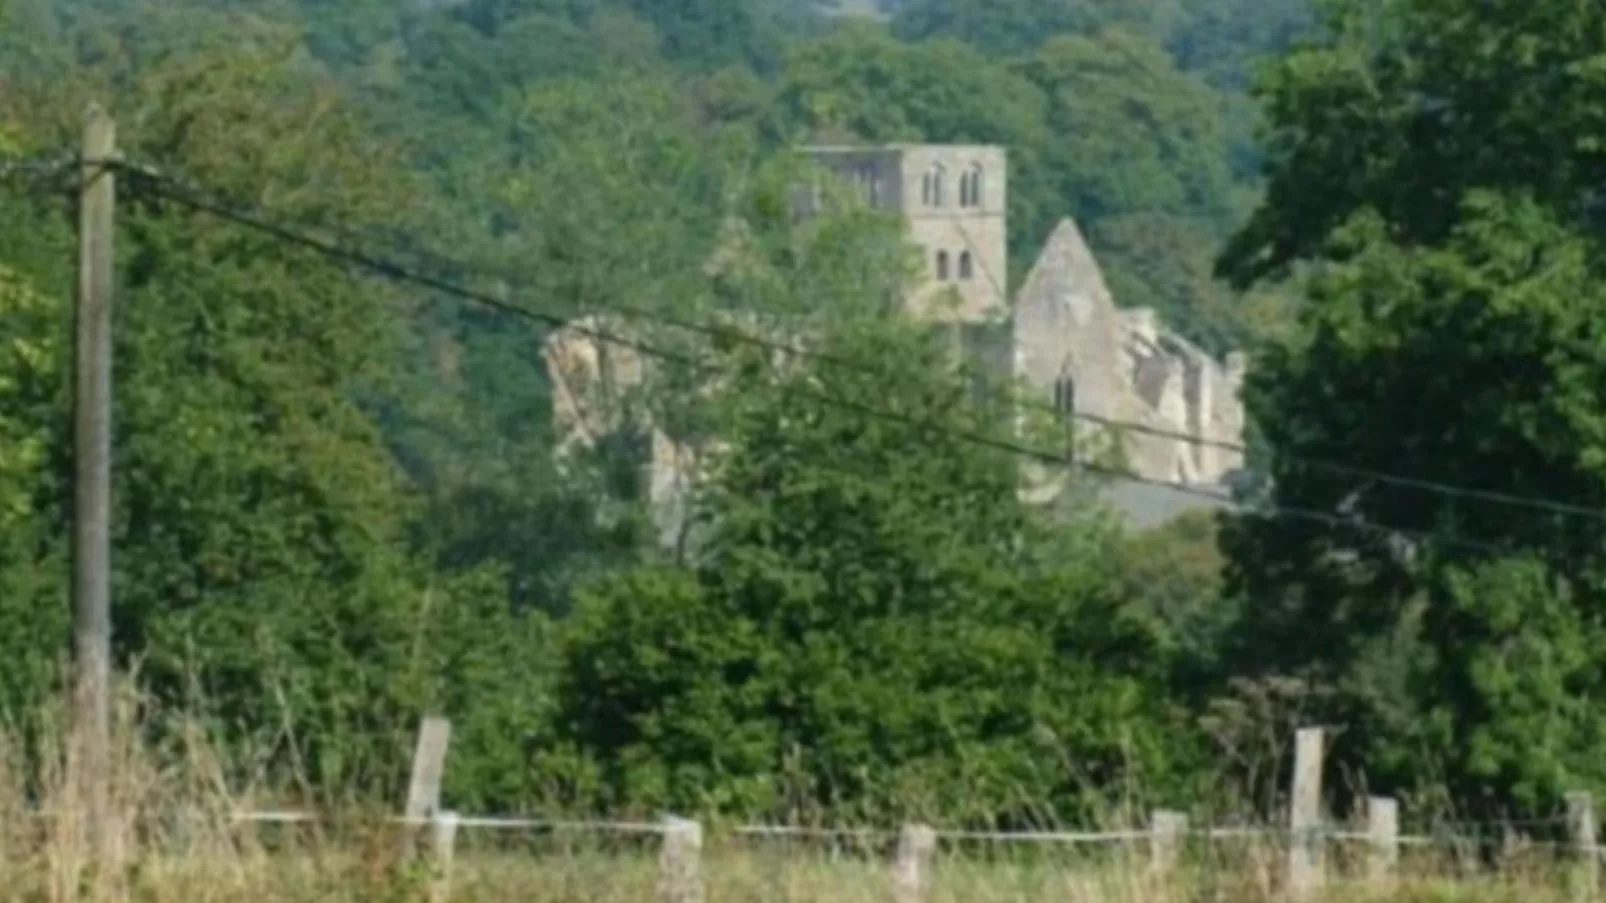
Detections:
6,0,1606,828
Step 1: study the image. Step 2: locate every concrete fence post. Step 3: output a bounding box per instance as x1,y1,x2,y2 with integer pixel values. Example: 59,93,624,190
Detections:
429,810,459,903
1366,796,1398,885
894,823,937,903
401,716,452,860
1150,809,1187,876
1287,727,1325,902
1569,792,1598,903
660,816,703,903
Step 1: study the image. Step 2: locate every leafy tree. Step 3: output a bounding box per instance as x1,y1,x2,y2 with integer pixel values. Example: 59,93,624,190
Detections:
491,74,744,316
385,4,659,124
774,25,1060,280
1120,511,1235,697
1217,0,1606,288
382,69,769,614
1094,213,1294,354
557,319,1198,821
1217,0,1606,811
890,0,1185,58
1222,193,1606,811
614,0,786,73
1168,0,1311,90
0,264,70,723
1015,31,1237,225
0,30,554,798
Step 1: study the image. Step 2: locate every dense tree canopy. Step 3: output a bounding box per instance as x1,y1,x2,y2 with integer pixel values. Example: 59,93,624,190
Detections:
560,323,1200,820
1220,0,1606,812
27,0,1564,827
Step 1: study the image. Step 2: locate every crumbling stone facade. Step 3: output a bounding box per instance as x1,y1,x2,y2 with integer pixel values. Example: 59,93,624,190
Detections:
542,144,1247,537
1012,220,1245,499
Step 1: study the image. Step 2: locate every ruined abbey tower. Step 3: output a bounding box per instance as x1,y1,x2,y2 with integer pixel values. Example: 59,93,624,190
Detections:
543,143,1247,540
801,143,1009,324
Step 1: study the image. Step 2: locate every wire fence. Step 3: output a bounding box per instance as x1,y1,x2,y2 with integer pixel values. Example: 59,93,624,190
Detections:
211,808,1593,852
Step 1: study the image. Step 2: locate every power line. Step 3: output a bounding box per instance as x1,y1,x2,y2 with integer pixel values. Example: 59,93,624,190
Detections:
0,154,71,176
939,208,1606,526
114,158,1606,525
115,163,1519,554
115,164,716,375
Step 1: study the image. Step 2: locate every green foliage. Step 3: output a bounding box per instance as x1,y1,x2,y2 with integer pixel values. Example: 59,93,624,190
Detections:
558,322,1198,821
1223,193,1606,811
1214,0,1606,815
773,23,1268,350
1218,0,1606,288
1013,30,1256,349
0,34,558,798
614,0,786,72
890,0,1185,58
1016,31,1235,224
99,45,455,789
0,0,1325,819
0,265,70,723
1121,511,1236,695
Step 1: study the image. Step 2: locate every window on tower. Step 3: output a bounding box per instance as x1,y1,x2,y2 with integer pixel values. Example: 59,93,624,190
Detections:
935,249,950,280
958,251,973,280
922,164,946,207
856,163,882,206
960,164,984,207
1053,375,1075,417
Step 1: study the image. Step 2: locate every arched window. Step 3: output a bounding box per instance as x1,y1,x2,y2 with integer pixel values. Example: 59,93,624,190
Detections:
857,163,882,205
935,250,950,280
1055,373,1077,454
960,164,984,207
958,251,973,280
921,164,946,206
1053,374,1075,418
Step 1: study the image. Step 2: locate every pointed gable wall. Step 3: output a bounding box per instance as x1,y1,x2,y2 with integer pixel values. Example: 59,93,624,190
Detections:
1011,217,1247,494
1011,219,1132,427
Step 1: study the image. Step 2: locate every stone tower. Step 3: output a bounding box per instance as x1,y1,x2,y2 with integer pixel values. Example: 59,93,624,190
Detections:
799,144,1009,325
544,142,1250,541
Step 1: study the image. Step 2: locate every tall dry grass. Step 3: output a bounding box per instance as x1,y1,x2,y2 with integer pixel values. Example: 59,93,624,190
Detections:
0,689,1589,903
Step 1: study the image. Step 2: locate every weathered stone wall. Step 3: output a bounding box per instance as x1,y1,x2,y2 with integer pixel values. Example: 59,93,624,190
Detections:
802,144,1009,324
544,145,1249,538
1012,218,1245,505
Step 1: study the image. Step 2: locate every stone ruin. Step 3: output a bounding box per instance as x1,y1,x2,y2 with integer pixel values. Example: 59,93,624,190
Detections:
542,144,1248,538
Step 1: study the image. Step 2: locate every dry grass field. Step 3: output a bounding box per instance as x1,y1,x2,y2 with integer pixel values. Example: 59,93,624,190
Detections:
0,700,1588,903
0,828,1588,903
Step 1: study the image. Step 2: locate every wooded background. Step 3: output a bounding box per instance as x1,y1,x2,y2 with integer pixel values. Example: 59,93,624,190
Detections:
3,0,1605,829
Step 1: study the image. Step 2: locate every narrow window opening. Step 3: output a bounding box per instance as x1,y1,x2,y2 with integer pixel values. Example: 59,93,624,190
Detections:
923,164,946,207
961,164,984,208
1054,373,1077,452
1054,374,1076,417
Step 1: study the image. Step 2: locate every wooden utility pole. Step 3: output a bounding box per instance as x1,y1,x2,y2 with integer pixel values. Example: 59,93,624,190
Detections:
75,101,115,860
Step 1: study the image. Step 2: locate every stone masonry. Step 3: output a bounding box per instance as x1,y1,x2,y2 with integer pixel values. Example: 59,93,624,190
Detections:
800,144,1009,324
1012,220,1245,504
542,143,1247,538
